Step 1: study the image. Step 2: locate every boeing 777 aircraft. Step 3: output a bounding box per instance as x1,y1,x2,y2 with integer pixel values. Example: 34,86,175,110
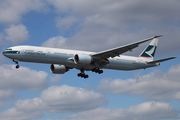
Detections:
2,35,176,78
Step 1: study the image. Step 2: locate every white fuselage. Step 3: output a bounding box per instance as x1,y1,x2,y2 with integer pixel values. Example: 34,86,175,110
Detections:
3,45,158,71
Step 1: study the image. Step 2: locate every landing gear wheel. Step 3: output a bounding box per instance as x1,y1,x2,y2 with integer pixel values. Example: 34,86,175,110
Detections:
84,75,89,79
81,74,85,78
92,68,103,74
95,68,99,73
16,65,20,69
77,69,89,79
77,73,81,77
98,70,103,74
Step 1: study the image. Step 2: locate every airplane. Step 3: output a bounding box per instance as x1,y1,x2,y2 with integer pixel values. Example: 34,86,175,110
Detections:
2,35,176,79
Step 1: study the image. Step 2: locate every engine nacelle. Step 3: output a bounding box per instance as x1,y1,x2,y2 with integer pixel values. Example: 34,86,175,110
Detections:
50,64,68,74
74,54,92,65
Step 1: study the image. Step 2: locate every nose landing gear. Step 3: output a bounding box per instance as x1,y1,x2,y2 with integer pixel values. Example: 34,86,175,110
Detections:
16,65,20,69
13,59,20,69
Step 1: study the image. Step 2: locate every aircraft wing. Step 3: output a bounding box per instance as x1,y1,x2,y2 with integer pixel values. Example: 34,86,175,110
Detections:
92,35,162,59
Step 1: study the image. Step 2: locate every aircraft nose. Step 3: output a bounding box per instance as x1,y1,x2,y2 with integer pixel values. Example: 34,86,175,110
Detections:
2,50,20,57
2,50,7,56
2,50,12,57
2,50,15,58
2,51,5,55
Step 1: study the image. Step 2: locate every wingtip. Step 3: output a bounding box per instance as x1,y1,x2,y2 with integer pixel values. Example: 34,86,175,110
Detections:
171,57,177,59
154,35,163,38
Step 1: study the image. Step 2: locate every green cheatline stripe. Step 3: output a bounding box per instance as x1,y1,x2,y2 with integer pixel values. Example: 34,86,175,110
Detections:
3,51,19,54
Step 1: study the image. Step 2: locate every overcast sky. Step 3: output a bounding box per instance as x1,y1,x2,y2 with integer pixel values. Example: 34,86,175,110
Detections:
0,0,180,120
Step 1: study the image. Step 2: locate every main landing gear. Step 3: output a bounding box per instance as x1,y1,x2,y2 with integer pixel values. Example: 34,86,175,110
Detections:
77,69,89,79
92,68,103,74
13,59,20,69
77,68,103,79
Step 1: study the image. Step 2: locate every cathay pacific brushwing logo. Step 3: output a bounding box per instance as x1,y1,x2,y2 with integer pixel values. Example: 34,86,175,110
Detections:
140,45,157,58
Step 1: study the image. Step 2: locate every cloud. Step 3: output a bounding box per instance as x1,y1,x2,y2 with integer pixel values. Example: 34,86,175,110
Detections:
0,101,9,107
41,36,67,48
0,53,5,64
0,85,107,119
0,89,16,101
60,101,178,120
0,89,16,107
16,85,108,113
4,24,30,44
0,108,43,120
0,64,48,91
49,74,62,83
97,64,180,100
0,33,3,44
45,0,180,55
0,0,48,24
41,85,107,113
55,16,82,34
0,24,30,45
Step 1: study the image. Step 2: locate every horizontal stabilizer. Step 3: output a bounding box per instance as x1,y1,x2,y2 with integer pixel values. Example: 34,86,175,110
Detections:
147,57,176,64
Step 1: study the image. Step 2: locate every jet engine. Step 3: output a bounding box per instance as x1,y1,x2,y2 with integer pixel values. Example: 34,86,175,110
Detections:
74,54,92,65
50,64,68,74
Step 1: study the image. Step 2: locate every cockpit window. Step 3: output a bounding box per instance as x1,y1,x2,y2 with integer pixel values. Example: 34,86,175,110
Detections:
6,48,12,50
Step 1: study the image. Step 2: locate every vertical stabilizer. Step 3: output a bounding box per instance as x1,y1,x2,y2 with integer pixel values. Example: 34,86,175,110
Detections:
139,38,159,61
